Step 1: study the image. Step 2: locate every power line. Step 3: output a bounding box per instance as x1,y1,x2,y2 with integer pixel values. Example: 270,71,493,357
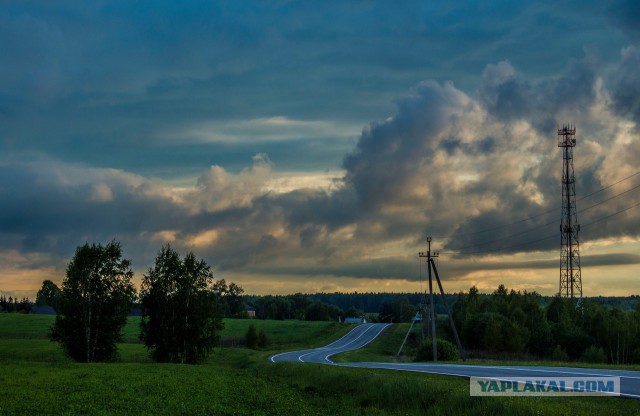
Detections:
441,178,640,251
582,201,640,228
577,171,640,202
440,233,558,256
448,170,640,237
580,182,640,213
445,218,560,252
442,199,640,256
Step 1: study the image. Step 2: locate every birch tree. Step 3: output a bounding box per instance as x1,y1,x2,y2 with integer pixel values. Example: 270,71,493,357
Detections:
50,241,135,362
140,245,223,364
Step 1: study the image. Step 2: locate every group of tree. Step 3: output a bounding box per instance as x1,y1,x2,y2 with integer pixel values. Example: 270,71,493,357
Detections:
1,280,61,314
0,296,32,313
244,292,466,320
244,324,268,349
451,284,640,364
140,245,222,364
247,293,366,321
377,296,417,323
48,241,242,364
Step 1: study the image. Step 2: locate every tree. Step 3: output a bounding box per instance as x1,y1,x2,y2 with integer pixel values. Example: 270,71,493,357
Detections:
36,280,60,311
345,306,364,318
257,329,268,348
140,245,223,364
245,324,258,349
305,301,343,321
378,297,416,323
50,241,135,362
226,282,245,316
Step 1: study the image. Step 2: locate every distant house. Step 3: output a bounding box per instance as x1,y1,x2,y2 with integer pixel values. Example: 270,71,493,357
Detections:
343,317,367,324
245,305,256,318
29,305,56,315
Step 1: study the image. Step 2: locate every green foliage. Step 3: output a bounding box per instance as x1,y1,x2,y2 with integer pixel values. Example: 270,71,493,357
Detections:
35,280,60,311
140,245,223,364
212,279,246,317
452,285,640,363
345,306,364,318
305,301,342,321
551,345,569,361
580,346,607,364
245,324,258,349
50,241,135,363
257,328,268,348
415,338,460,361
250,293,311,320
378,296,416,323
462,312,529,353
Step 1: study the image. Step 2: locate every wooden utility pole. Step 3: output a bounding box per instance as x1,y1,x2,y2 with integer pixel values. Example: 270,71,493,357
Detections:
419,238,465,361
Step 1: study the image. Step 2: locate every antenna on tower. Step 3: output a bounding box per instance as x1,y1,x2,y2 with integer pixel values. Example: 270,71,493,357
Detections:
558,124,582,299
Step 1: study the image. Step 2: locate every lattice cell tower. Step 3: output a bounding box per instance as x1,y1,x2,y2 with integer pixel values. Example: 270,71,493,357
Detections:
558,125,582,299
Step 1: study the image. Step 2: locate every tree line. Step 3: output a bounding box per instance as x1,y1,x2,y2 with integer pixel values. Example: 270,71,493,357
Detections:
0,296,32,313
449,285,640,364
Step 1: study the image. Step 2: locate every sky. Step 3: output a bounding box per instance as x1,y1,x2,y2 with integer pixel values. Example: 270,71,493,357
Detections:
2,0,640,300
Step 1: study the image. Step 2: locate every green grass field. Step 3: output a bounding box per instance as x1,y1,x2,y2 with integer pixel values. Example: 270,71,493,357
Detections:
1,314,639,415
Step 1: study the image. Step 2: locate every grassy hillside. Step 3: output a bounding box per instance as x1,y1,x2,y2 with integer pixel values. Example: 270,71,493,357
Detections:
1,314,639,415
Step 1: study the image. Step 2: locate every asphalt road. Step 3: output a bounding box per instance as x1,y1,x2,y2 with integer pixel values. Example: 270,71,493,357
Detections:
269,323,390,364
269,323,640,399
341,362,640,399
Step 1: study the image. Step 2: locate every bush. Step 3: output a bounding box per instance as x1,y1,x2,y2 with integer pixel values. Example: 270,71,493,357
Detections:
551,345,569,361
415,338,459,361
580,346,607,364
257,329,268,348
245,324,258,349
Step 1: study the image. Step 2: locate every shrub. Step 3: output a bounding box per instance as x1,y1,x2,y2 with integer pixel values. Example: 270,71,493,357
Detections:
551,345,569,361
580,346,607,364
415,338,459,361
245,324,258,349
257,329,268,348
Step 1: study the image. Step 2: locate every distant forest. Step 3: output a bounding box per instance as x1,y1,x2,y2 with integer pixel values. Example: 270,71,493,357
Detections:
246,288,640,363
245,291,640,315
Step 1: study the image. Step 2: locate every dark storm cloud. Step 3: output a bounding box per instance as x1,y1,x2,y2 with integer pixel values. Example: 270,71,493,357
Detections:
0,160,183,264
478,61,532,121
477,58,598,130
440,137,496,156
343,81,470,211
609,46,640,127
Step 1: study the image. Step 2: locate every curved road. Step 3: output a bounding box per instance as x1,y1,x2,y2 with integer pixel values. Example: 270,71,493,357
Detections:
270,323,390,364
269,323,640,400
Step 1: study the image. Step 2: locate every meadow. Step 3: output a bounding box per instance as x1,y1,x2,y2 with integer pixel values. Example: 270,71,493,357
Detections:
1,314,639,415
